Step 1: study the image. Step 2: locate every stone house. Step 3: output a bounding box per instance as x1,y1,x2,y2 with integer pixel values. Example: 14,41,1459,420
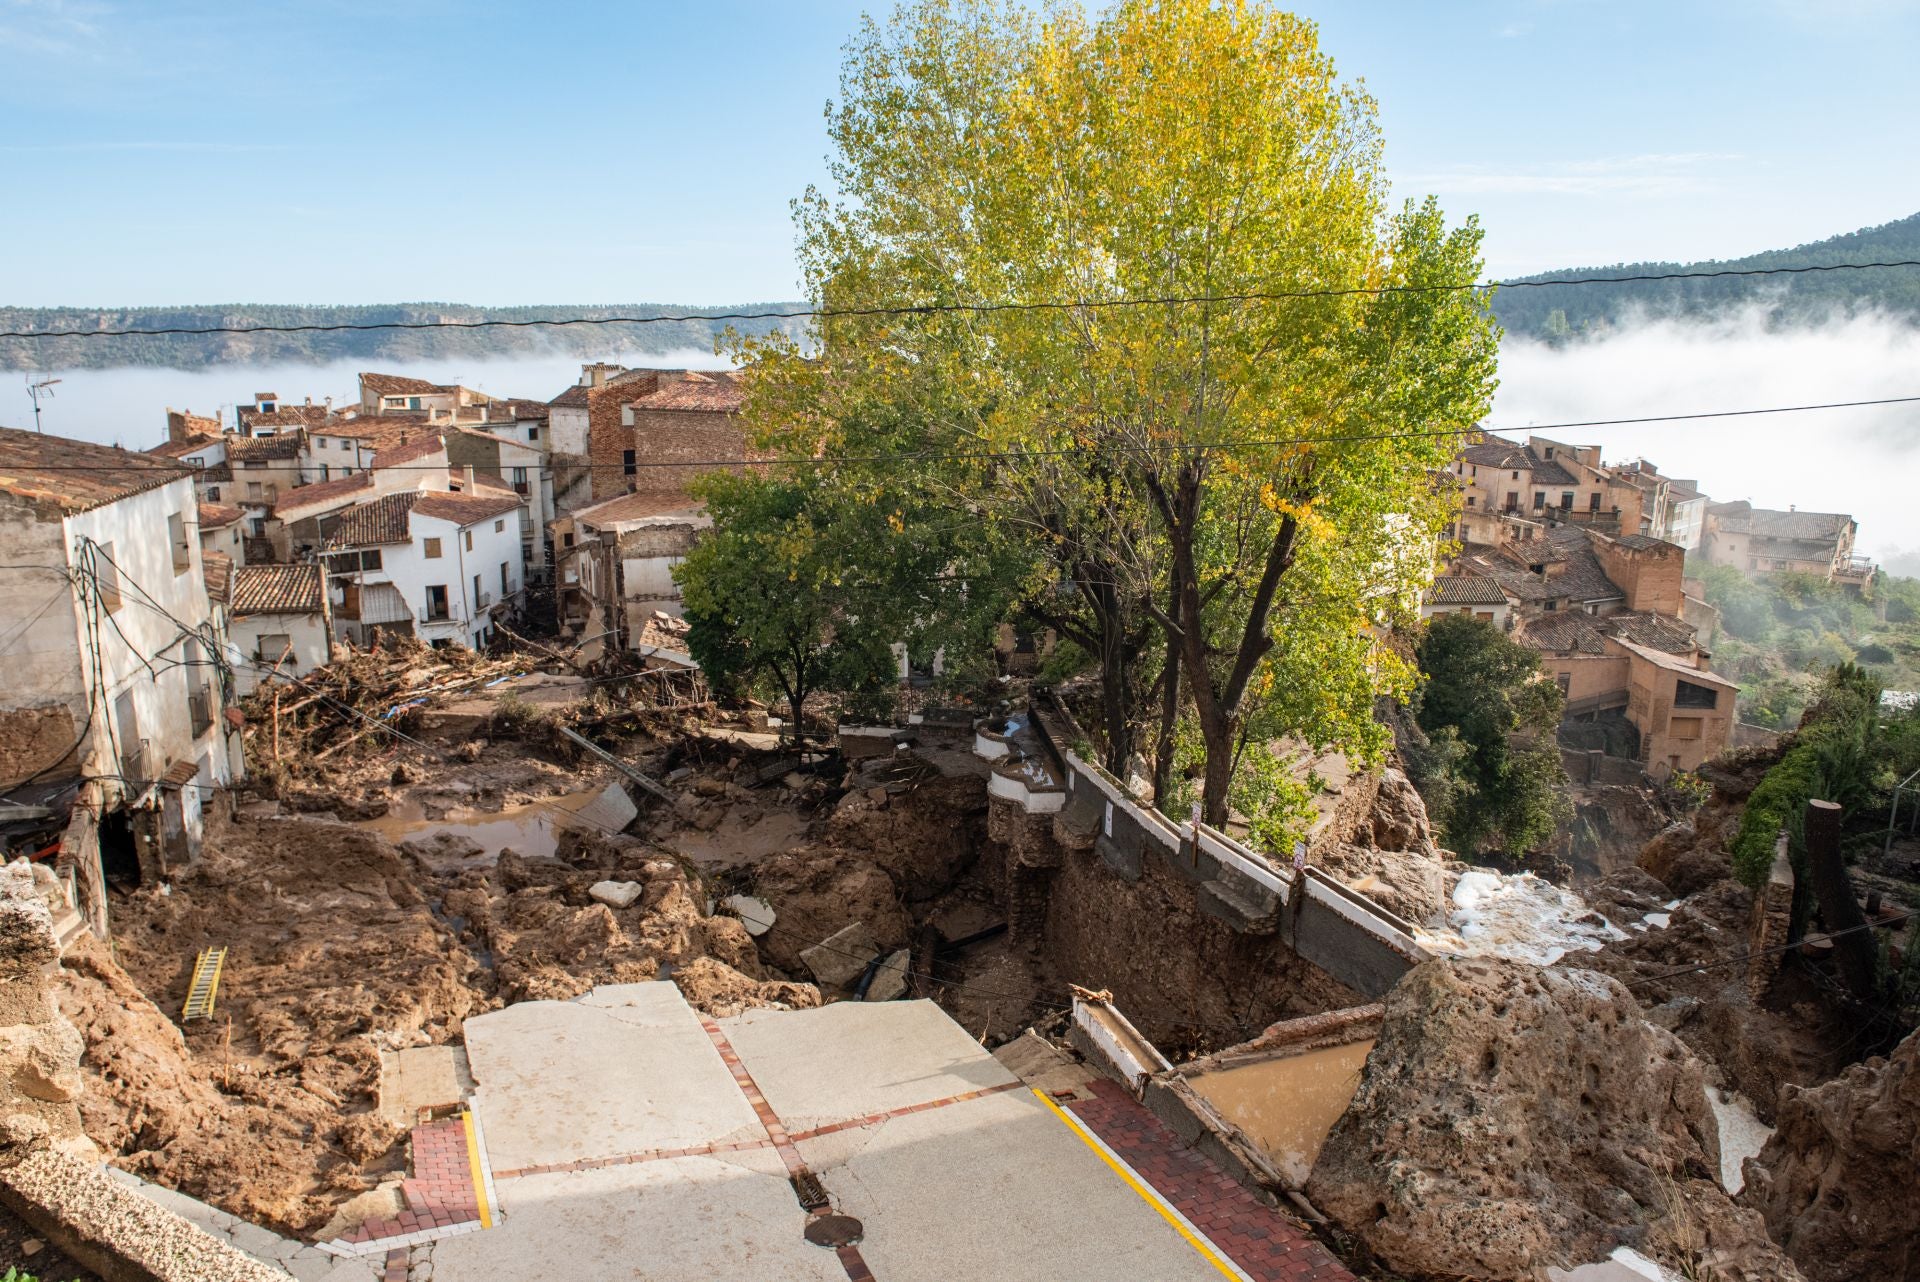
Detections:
224,564,333,696
552,492,710,658
446,426,552,581
1701,502,1871,589
357,372,489,420
585,369,751,503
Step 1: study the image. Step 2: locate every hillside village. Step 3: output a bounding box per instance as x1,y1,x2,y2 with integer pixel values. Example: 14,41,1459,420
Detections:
0,350,1910,1282
2,2,1919,1280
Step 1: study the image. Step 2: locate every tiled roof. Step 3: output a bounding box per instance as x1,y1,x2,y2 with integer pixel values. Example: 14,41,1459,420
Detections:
547,383,593,408
327,414,443,448
150,432,223,459
226,433,304,461
454,426,536,452
1713,506,1853,541
324,492,422,548
1459,435,1529,468
198,502,243,530
413,491,524,527
1525,452,1578,486
572,491,704,526
624,371,746,414
231,563,325,615
1520,612,1610,654
0,426,190,514
1519,609,1697,658
201,550,232,605
487,399,551,422
1612,636,1737,685
273,471,372,518
1425,575,1510,606
1611,533,1671,551
1606,611,1697,654
370,431,447,469
238,404,333,431
360,372,448,397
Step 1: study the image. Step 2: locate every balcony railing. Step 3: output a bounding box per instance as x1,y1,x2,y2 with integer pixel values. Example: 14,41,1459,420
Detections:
418,607,453,625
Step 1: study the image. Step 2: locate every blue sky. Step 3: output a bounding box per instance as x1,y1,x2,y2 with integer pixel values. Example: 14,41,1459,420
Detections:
3,0,1918,306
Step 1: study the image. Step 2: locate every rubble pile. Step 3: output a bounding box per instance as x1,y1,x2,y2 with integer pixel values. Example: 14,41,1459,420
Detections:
1308,957,1804,1282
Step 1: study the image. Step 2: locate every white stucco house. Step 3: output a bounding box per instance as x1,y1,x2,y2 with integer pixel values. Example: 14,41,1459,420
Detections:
0,427,241,929
320,489,527,650
225,564,334,695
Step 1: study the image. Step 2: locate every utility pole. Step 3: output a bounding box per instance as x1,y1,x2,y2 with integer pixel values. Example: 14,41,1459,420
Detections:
26,376,61,432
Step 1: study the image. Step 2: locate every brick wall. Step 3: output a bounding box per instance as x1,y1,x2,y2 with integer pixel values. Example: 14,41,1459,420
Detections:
166,410,219,444
1594,537,1684,615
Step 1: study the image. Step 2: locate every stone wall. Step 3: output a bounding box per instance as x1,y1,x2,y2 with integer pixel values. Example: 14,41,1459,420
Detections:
586,385,752,501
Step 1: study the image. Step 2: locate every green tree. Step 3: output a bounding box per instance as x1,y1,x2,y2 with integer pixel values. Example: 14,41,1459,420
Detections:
674,470,977,738
1413,614,1571,857
739,0,1498,832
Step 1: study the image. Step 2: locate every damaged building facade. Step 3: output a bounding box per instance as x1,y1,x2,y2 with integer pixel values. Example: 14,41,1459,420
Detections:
0,427,240,934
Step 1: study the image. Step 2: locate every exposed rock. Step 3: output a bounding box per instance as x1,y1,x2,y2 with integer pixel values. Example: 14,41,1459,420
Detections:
588,880,644,910
1314,842,1447,924
1741,1028,1920,1282
864,950,910,1002
398,832,485,865
823,768,987,901
800,922,880,988
1308,958,1803,1282
720,895,775,936
1366,767,1438,858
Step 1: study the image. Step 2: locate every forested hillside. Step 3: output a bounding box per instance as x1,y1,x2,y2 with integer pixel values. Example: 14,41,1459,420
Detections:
1494,211,1920,341
0,302,808,371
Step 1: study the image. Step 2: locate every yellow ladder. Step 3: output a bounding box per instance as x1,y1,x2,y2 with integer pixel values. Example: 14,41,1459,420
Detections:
183,947,227,1022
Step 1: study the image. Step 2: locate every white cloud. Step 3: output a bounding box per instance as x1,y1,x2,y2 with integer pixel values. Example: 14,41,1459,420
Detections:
1401,153,1741,198
1493,304,1920,559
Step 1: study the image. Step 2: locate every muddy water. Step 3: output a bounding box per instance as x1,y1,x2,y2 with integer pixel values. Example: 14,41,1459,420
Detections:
1186,1039,1374,1185
359,789,606,867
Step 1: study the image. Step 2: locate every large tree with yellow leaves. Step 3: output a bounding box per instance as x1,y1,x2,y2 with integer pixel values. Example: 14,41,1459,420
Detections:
740,0,1499,834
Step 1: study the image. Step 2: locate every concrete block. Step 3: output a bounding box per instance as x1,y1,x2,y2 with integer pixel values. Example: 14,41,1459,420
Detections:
800,922,879,988
720,895,775,936
588,880,644,910
569,781,638,836
864,950,909,1002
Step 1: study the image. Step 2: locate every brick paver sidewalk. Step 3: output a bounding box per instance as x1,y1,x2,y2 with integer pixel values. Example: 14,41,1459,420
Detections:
346,1116,483,1244
1065,1081,1354,1281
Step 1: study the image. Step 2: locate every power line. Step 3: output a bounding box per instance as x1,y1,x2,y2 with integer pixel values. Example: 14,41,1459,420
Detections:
5,259,1920,342
14,393,1920,474
1624,906,1916,991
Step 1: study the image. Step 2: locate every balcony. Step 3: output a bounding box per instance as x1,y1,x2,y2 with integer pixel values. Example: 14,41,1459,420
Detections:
418,607,453,626
475,591,492,610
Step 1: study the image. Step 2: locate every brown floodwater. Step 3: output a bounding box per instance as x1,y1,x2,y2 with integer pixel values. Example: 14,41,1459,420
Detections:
1186,1039,1374,1185
359,790,606,867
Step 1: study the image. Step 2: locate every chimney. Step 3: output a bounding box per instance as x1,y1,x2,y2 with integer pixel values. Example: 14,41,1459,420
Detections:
305,396,312,407
464,465,477,493
1789,504,1796,512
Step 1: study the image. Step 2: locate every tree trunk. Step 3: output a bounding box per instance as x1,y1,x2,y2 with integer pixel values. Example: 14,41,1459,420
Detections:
1804,797,1879,1001
1151,645,1181,806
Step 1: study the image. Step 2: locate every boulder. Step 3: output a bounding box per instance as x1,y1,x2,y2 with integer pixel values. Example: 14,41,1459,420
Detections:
1368,767,1438,857
800,922,879,988
1307,958,1803,1282
1314,842,1447,924
587,881,644,910
1740,1027,1920,1282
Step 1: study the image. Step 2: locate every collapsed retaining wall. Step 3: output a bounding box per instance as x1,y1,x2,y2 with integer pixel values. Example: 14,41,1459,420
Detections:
0,860,282,1282
972,700,1427,1049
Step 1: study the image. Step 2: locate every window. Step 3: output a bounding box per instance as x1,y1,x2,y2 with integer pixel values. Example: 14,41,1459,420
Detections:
94,542,122,611
527,426,540,442
424,537,443,559
1466,495,1476,508
242,459,267,470
500,561,510,594
623,449,637,477
1560,491,1574,510
1543,599,1558,612
563,532,575,548
250,518,266,537
320,465,331,482
464,529,474,552
424,585,450,621
494,519,505,533
257,633,292,663
473,573,483,603
1511,470,1520,480
259,399,276,413
386,396,406,408
1675,680,1719,709
408,396,422,411
1589,492,1602,512
1670,716,1703,740
1556,673,1571,695
206,485,221,501
1532,492,1545,510
168,512,191,572
185,456,203,468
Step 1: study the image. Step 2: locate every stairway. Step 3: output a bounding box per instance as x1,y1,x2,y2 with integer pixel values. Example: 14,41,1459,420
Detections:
49,903,90,955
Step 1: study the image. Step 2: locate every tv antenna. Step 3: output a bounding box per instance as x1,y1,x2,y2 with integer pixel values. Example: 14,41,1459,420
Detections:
26,376,61,433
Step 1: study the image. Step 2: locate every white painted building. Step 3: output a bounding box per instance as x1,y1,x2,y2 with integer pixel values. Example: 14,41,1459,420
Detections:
224,564,334,696
551,493,709,655
0,427,239,920
322,490,527,649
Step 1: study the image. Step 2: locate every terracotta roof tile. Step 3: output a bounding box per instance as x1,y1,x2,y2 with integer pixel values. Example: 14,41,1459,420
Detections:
413,491,524,526
624,372,746,413
572,492,704,525
201,550,232,605
231,563,325,615
226,433,304,461
0,426,191,514
359,372,448,397
1712,506,1853,540
150,432,223,460
272,470,372,518
370,431,448,469
198,502,243,530
324,492,422,548
237,404,333,431
547,383,593,408
1425,575,1510,606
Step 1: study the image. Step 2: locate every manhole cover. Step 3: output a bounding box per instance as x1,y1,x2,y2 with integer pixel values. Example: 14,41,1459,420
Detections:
805,1214,865,1248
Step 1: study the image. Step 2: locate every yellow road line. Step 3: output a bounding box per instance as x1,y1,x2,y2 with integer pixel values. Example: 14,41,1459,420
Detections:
1030,1089,1241,1280
461,1110,494,1229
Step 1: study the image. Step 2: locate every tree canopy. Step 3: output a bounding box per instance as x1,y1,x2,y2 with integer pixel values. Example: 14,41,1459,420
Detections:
730,0,1499,843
